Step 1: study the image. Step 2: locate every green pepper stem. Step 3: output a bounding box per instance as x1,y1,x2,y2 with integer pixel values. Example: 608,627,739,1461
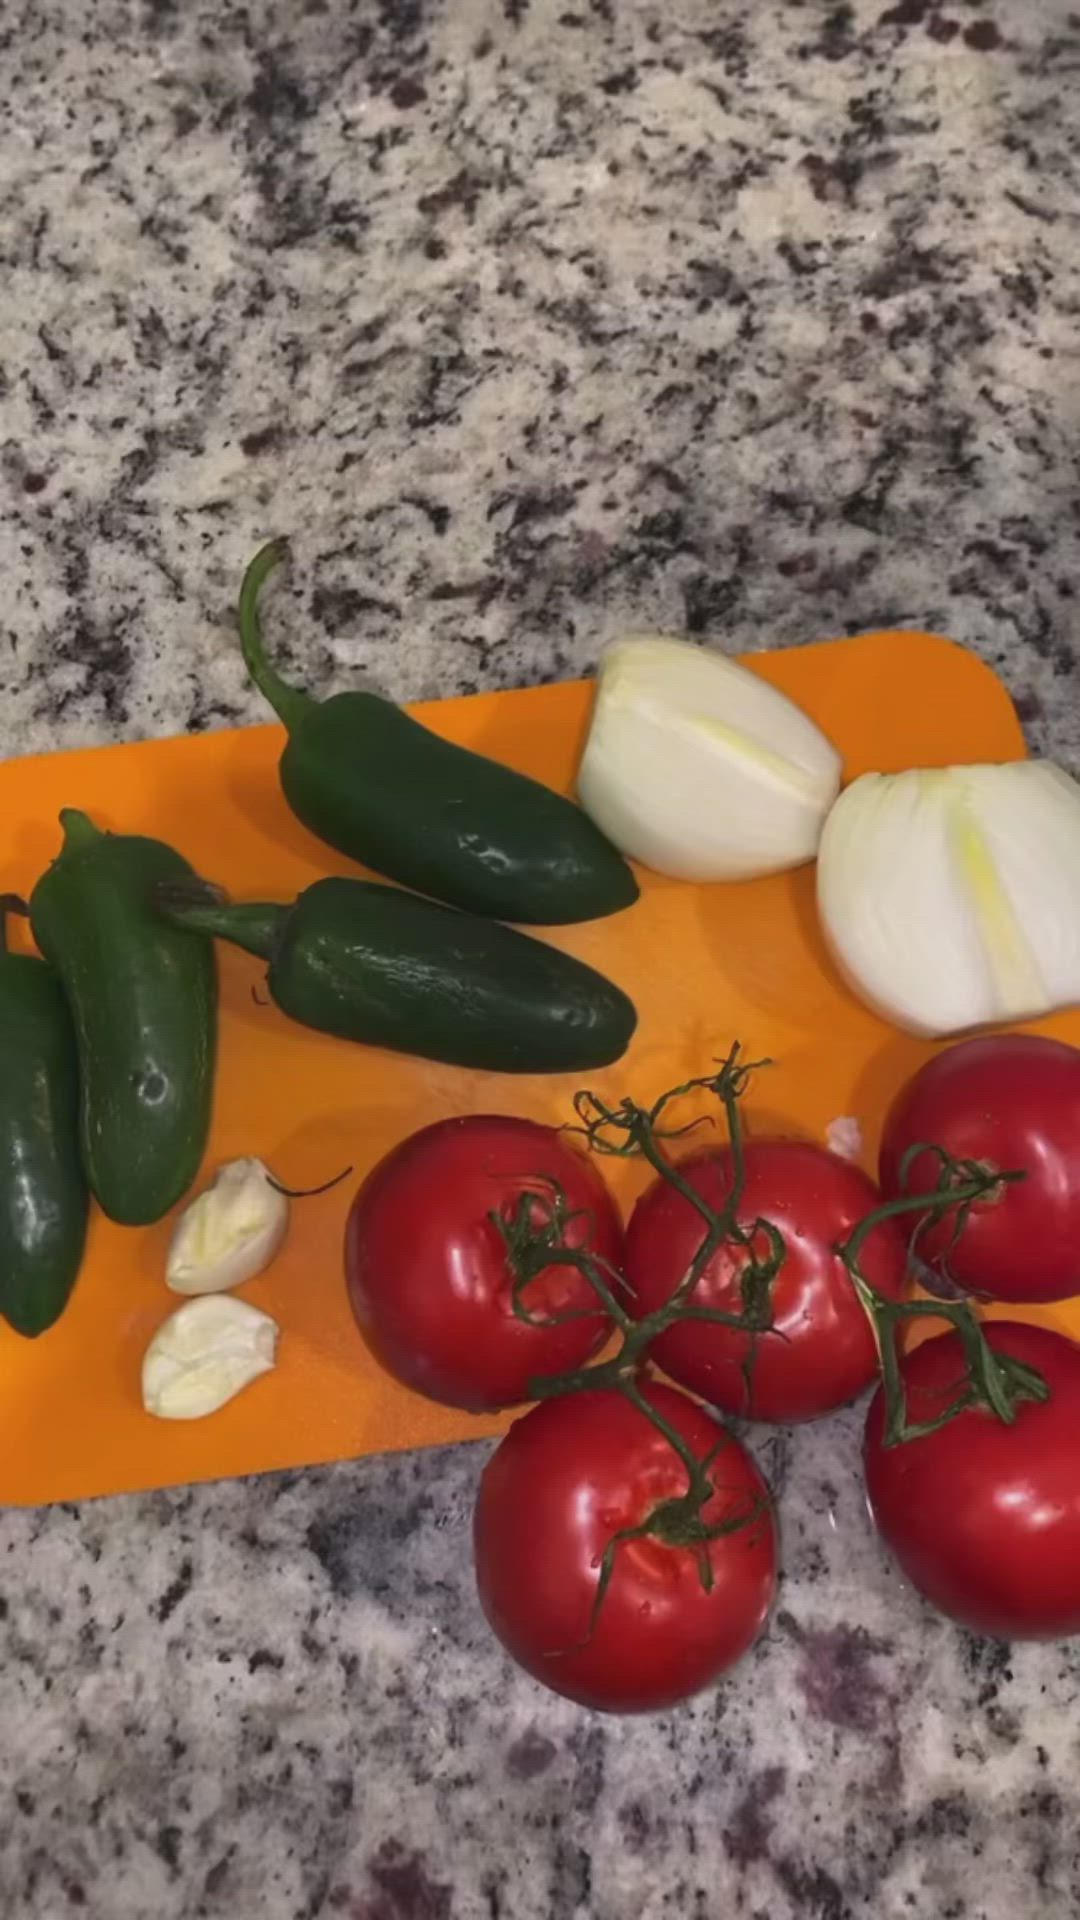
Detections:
238,539,312,734
0,894,28,952
58,808,103,852
155,881,288,962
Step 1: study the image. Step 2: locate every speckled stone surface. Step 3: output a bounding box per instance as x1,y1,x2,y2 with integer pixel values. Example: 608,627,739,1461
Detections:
4,1,1080,1915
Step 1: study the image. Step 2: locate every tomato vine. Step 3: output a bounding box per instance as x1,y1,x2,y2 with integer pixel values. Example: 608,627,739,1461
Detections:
493,1040,1051,1593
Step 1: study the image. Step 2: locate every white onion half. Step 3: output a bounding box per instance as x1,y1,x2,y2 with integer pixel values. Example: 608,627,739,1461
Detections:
577,635,842,882
817,760,1080,1036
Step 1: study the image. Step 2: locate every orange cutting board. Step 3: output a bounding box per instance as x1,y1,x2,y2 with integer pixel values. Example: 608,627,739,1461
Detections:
2,629,1076,1507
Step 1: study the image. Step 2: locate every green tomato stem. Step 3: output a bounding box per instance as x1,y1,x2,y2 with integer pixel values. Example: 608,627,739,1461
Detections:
837,1159,1046,1444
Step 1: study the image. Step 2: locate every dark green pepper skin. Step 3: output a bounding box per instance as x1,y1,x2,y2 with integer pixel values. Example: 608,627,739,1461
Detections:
163,878,637,1074
0,901,88,1336
30,812,217,1227
239,542,639,926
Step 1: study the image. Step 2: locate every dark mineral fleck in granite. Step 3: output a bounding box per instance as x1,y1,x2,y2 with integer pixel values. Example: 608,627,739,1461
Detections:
4,1,1080,1915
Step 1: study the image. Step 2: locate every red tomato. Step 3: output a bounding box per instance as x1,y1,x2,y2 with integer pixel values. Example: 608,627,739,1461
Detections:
879,1035,1080,1303
344,1115,622,1411
864,1322,1080,1639
474,1383,776,1711
622,1142,907,1422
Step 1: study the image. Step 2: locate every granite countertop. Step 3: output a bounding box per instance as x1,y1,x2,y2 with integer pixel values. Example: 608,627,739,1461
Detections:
4,1,1080,1915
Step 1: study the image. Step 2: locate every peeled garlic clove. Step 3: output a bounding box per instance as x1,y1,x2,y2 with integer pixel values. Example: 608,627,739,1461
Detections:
166,1157,288,1295
825,1116,863,1162
142,1295,279,1420
817,760,1080,1037
577,634,842,881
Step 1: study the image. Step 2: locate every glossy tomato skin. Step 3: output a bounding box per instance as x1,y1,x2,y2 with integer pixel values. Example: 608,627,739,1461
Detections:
879,1035,1080,1304
474,1383,776,1711
865,1322,1080,1639
622,1142,907,1422
345,1115,621,1411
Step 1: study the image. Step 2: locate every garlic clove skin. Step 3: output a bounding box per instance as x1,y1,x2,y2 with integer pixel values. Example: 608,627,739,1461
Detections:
166,1157,289,1296
142,1295,279,1420
817,760,1080,1037
577,634,842,881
